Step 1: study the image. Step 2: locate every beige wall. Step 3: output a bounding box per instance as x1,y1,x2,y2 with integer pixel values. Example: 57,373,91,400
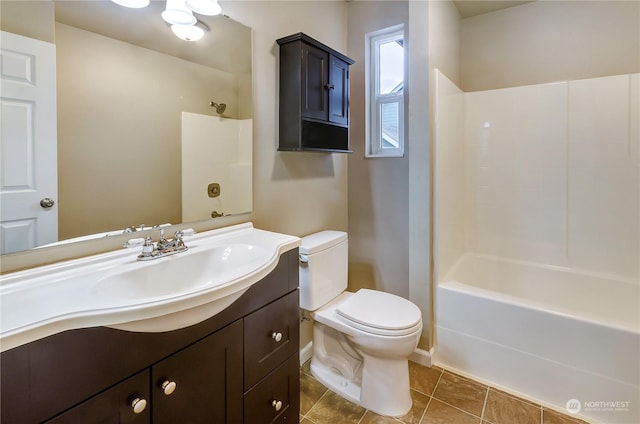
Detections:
0,1,54,43
225,1,349,237
407,0,432,351
428,0,461,87
461,0,640,91
345,0,461,351
346,1,409,298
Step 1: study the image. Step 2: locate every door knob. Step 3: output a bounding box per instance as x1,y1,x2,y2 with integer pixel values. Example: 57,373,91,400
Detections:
40,198,55,208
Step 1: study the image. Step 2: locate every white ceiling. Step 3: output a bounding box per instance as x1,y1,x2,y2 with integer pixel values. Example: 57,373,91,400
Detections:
54,0,251,74
453,1,535,19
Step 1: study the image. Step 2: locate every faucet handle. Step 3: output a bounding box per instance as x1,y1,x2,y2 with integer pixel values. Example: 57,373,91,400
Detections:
124,238,145,248
174,228,196,239
141,236,155,256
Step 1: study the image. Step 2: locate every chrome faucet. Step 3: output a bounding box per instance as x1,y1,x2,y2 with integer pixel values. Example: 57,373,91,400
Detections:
125,228,195,261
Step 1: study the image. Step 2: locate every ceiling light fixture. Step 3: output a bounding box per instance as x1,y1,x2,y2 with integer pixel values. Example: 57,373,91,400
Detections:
162,0,197,26
111,0,150,8
114,0,220,42
186,0,222,16
171,21,208,42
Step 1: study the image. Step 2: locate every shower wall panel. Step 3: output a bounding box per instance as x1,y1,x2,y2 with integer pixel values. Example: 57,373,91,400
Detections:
464,82,568,266
462,74,639,279
568,74,640,277
433,71,465,280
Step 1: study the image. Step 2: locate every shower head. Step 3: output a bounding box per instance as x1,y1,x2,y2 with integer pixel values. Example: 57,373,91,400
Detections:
209,101,226,114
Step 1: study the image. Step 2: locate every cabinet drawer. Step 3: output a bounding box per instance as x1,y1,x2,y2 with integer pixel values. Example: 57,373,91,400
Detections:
243,354,299,424
244,291,299,389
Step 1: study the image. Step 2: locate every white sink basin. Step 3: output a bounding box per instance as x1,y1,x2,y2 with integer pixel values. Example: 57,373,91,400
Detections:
94,244,270,301
0,223,300,351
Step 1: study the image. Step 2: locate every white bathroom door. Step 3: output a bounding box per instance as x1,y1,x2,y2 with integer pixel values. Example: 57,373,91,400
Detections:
0,31,58,254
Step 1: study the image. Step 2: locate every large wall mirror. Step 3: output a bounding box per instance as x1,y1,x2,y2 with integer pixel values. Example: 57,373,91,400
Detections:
0,1,253,255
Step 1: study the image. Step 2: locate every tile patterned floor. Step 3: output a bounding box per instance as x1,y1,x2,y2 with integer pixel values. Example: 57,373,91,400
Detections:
300,360,590,424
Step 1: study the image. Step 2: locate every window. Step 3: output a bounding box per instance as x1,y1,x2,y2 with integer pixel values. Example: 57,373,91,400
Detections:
366,25,405,158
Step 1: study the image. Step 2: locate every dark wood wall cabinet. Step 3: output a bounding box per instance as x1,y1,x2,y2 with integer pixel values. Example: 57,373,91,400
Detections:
277,32,355,153
0,249,300,424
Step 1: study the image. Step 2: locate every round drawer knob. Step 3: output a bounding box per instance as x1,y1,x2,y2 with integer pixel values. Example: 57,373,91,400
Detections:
162,380,177,396
271,332,283,342
131,397,147,414
272,399,283,411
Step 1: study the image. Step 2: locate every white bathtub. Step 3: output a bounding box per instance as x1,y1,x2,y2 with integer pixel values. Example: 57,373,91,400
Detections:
435,253,640,424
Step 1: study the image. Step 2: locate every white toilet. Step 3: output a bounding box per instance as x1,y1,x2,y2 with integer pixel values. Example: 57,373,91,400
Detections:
299,231,423,417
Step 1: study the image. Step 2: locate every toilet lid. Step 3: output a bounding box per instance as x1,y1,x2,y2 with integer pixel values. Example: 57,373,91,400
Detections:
336,289,422,333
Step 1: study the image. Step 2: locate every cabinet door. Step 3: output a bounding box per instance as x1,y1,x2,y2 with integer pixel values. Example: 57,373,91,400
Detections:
244,355,300,424
152,320,243,424
44,370,150,424
301,43,329,121
328,55,349,126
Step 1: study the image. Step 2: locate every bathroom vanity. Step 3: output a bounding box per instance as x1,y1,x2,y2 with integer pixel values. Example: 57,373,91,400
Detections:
0,225,300,424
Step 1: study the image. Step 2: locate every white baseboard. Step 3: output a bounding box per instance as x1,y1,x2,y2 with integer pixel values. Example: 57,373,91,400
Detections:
300,341,313,366
410,347,435,367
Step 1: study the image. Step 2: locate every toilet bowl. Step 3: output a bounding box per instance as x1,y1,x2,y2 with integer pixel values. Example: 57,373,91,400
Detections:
299,231,423,417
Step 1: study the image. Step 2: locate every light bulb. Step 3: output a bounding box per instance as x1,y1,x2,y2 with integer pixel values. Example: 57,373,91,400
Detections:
112,0,150,8
186,0,222,16
162,0,197,26
171,24,205,41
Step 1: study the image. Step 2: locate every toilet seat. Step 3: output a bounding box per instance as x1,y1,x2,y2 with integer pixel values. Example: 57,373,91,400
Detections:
335,289,422,337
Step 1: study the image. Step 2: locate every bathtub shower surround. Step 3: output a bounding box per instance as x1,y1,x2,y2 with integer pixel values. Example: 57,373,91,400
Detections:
436,71,639,279
437,255,639,424
434,71,640,424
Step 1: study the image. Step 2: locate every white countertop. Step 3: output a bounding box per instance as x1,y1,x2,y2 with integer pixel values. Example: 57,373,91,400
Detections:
0,223,300,352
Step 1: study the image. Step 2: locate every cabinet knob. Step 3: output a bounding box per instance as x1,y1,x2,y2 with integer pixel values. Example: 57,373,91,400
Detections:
131,397,147,414
272,399,283,411
271,332,283,342
325,83,335,90
161,380,177,395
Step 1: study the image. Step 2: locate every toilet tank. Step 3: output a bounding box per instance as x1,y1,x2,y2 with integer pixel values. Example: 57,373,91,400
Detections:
299,231,348,311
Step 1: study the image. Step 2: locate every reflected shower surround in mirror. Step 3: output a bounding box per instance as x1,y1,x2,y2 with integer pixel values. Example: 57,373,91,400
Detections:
111,0,221,41
112,0,149,8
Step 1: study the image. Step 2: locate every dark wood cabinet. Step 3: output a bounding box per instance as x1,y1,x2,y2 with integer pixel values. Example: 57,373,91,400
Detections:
151,321,243,424
244,291,299,389
1,249,300,424
244,355,300,424
44,370,151,424
277,32,354,153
